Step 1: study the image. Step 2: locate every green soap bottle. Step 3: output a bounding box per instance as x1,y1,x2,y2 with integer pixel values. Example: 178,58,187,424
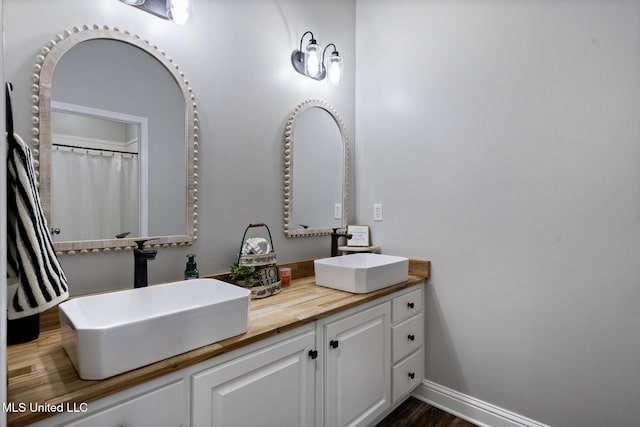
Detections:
184,254,199,280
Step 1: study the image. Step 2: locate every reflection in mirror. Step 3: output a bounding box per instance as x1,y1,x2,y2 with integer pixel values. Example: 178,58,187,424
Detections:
32,25,198,255
292,108,342,229
284,100,349,238
51,103,147,242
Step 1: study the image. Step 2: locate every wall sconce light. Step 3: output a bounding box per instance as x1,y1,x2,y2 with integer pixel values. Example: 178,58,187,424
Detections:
119,0,192,25
291,31,344,86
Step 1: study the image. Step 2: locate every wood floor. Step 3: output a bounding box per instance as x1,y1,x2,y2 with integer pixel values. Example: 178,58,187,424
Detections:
375,397,478,427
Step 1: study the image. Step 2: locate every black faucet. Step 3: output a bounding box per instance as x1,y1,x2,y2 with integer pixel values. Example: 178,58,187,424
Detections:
133,239,157,288
330,228,353,257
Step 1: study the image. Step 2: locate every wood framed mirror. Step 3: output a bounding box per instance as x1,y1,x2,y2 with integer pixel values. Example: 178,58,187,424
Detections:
32,25,198,255
283,99,349,238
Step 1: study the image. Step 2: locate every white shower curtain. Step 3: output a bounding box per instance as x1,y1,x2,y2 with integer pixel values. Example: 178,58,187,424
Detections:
51,147,139,241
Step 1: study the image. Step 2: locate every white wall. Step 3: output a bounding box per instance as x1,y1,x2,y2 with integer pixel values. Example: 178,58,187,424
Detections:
356,1,640,426
4,0,355,295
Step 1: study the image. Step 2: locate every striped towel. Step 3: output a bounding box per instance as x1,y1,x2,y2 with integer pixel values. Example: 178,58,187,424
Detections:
7,132,69,320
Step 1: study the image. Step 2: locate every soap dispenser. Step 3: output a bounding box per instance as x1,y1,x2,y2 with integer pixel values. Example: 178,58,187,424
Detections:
184,254,199,280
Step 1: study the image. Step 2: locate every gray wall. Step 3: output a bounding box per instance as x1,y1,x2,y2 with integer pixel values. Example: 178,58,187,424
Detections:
4,0,356,295
356,1,640,426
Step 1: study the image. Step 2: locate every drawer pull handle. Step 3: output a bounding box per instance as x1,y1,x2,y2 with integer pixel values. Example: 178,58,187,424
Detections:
408,372,415,380
407,302,415,309
308,350,318,360
408,334,415,341
330,340,339,349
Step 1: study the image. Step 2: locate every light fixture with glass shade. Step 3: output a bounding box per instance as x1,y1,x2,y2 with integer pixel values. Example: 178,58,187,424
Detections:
304,36,322,79
324,44,343,87
291,31,343,86
167,0,192,25
118,0,191,24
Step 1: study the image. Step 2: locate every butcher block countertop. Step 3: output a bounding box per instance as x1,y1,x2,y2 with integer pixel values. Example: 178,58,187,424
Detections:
7,259,429,426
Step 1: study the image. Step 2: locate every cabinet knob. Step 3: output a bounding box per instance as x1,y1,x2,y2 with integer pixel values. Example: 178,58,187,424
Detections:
329,340,340,349
407,302,415,309
408,372,415,380
308,349,318,360
408,334,415,341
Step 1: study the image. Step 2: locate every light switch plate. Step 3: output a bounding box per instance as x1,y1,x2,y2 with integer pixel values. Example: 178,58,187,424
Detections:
334,203,342,220
373,203,383,221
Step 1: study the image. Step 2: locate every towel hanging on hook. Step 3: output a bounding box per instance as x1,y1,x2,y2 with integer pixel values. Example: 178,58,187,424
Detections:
6,81,70,320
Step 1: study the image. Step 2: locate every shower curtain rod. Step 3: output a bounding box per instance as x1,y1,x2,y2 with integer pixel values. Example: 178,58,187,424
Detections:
52,142,138,155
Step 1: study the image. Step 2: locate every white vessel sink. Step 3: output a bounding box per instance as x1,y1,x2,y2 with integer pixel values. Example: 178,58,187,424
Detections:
59,278,250,380
314,253,409,294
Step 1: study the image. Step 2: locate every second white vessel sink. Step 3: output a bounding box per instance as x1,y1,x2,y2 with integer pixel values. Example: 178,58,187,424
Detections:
59,278,250,380
314,253,409,294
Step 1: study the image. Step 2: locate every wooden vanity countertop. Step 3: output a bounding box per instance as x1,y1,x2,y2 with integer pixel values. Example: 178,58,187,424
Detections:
7,259,429,427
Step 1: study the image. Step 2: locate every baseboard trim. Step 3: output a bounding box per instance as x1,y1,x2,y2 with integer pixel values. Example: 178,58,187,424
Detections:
412,380,550,427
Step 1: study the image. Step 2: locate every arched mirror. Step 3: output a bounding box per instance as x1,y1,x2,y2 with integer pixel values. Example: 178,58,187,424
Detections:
284,100,349,237
32,25,198,255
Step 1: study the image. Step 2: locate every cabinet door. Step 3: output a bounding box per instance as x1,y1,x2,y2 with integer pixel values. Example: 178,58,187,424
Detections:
64,380,185,427
192,330,316,427
324,302,391,427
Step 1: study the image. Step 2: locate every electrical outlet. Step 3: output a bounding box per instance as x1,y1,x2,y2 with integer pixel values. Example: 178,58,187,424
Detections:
373,203,383,221
334,203,342,220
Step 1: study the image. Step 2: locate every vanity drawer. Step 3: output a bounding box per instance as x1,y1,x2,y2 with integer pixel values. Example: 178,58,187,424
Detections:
392,349,424,403
392,287,423,323
392,313,424,363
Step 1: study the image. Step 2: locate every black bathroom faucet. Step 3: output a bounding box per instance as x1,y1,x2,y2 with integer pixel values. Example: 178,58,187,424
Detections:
330,228,353,257
133,239,157,288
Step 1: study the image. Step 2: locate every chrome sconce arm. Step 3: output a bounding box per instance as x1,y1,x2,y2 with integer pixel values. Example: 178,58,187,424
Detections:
291,31,343,86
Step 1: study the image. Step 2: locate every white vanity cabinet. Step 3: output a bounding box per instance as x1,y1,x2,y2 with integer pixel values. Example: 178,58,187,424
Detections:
190,283,425,427
318,283,425,427
191,327,317,427
320,302,391,427
25,282,426,427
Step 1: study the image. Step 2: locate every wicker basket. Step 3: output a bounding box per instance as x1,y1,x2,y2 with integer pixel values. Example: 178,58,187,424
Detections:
235,223,281,299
